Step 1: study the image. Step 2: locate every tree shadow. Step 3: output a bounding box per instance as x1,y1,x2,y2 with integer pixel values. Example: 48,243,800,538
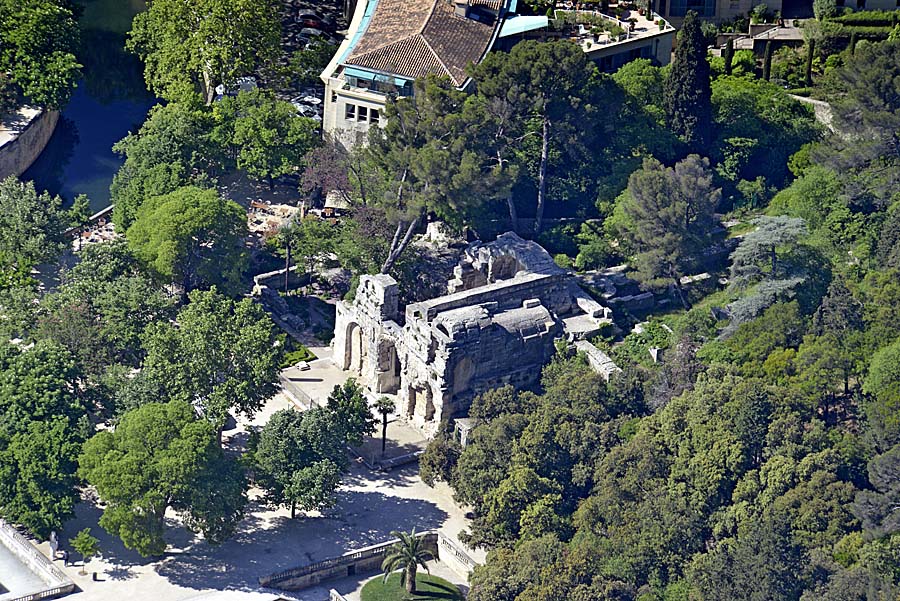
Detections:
153,490,448,593
103,565,136,581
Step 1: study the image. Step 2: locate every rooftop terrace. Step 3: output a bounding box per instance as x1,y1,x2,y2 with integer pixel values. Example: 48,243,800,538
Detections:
553,7,673,50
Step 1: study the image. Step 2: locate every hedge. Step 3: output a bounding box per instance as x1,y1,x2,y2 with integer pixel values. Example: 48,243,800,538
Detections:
832,9,900,25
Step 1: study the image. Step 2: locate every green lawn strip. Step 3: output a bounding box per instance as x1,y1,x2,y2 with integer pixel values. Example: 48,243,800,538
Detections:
360,573,463,601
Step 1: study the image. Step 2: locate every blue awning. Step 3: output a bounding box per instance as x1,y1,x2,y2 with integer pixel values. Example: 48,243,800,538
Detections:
343,66,411,87
499,15,549,37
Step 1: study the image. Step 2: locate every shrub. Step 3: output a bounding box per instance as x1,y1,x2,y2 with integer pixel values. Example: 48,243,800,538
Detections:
832,9,899,25
280,346,315,368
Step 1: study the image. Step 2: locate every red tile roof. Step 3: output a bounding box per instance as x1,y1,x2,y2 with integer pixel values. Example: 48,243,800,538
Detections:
345,0,502,87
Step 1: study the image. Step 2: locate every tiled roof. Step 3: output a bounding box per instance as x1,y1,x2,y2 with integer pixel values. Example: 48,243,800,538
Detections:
345,0,502,87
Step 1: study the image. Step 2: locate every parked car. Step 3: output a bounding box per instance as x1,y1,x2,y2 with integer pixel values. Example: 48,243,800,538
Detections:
296,12,336,32
296,28,337,47
291,94,321,106
292,102,323,122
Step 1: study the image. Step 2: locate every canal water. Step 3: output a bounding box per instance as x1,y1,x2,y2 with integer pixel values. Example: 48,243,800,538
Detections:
22,0,155,213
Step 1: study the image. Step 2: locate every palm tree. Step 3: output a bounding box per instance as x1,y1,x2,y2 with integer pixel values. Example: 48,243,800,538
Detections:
381,529,434,594
374,396,396,456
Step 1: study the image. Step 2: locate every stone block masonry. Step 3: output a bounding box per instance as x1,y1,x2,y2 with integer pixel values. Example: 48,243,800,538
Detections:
333,232,617,436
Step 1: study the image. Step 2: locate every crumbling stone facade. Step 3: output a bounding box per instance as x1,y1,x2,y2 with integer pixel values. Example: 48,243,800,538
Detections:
332,233,613,435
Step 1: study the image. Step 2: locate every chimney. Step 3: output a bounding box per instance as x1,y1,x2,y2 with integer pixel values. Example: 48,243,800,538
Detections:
453,0,469,17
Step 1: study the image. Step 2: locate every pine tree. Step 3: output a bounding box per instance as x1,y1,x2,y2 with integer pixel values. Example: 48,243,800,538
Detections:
664,11,713,151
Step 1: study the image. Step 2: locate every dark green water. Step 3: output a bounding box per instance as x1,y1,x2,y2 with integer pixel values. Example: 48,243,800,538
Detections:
22,0,155,213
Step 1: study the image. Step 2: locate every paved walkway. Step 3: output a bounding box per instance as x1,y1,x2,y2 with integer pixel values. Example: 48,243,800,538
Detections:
34,393,478,601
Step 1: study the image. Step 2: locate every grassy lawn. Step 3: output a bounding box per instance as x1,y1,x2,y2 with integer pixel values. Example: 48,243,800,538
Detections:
361,573,463,601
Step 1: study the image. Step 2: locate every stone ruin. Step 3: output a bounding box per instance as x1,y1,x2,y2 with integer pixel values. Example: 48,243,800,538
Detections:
332,232,619,435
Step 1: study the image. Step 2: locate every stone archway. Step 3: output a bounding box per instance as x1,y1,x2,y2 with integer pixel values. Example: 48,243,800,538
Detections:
345,322,363,373
406,386,417,417
375,338,400,393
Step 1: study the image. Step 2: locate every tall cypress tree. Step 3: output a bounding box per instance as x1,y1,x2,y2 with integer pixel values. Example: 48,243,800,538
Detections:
762,40,773,81
723,38,735,75
664,11,713,152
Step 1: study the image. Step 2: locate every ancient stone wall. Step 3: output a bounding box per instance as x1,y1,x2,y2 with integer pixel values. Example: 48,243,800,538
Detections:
332,233,613,436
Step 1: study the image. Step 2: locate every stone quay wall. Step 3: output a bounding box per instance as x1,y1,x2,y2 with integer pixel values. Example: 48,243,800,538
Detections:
0,108,59,180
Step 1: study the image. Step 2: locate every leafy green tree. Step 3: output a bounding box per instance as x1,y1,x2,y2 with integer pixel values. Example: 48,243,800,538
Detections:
618,154,721,309
419,427,461,487
139,288,283,431
853,444,900,539
40,240,174,374
723,38,735,75
0,0,80,108
272,215,336,293
110,103,222,230
664,11,713,151
0,177,70,280
0,417,84,537
326,378,375,447
711,77,819,189
469,40,597,233
813,0,837,20
453,413,528,507
689,512,805,601
127,0,280,104
864,342,900,450
381,529,435,595
276,40,335,89
0,340,86,536
468,535,565,601
253,408,346,517
480,466,563,544
69,528,100,575
126,186,248,295
763,40,774,81
79,401,247,556
213,89,320,186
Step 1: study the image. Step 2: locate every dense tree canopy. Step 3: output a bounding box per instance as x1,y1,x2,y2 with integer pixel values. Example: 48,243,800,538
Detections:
0,341,87,536
0,177,71,286
127,0,280,104
0,0,80,109
126,186,248,295
79,401,246,556
138,288,283,430
665,11,713,151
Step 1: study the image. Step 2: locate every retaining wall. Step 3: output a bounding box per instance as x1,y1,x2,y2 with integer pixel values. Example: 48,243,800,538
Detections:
260,531,480,592
0,108,59,180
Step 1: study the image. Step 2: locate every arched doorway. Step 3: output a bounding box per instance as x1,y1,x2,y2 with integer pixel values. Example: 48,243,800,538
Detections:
345,322,363,373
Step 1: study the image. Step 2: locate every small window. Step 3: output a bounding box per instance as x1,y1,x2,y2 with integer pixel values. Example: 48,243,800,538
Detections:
358,106,369,122
345,104,356,120
371,109,380,123
331,92,337,103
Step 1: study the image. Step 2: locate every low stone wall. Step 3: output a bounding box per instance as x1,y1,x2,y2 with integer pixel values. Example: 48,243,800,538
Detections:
0,108,59,180
259,531,480,592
